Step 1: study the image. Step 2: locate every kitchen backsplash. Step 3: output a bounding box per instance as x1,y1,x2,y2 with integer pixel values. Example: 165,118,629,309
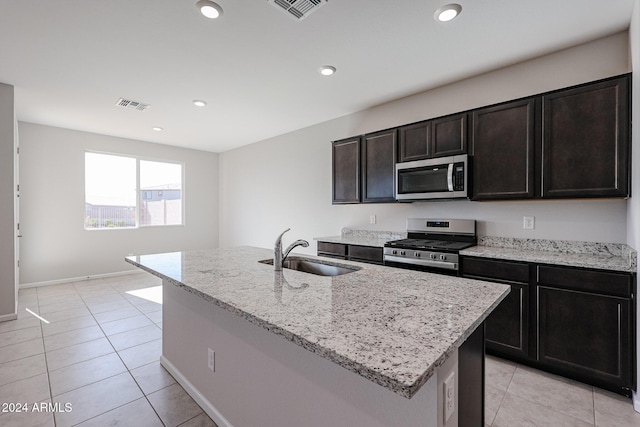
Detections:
341,228,406,241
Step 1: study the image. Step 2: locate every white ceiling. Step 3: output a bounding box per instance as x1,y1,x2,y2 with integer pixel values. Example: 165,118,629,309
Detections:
0,0,635,153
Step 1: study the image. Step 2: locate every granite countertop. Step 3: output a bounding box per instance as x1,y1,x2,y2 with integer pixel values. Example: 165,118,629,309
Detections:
460,237,637,273
126,246,509,399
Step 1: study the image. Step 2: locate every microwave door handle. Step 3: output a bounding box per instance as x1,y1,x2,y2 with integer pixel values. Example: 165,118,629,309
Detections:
447,163,454,191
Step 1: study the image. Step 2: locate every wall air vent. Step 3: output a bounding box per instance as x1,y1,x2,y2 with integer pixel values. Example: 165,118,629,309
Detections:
116,98,150,112
267,0,328,21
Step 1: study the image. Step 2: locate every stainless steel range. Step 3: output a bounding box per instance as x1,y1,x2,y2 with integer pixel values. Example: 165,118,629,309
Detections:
384,219,476,275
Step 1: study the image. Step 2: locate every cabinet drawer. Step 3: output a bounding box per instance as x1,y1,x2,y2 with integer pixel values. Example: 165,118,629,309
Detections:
317,242,347,257
537,265,631,298
348,245,383,264
462,257,529,284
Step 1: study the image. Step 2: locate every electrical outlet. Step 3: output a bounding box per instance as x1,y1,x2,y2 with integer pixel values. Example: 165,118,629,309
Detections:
208,348,215,372
370,214,376,224
444,372,455,423
523,216,535,230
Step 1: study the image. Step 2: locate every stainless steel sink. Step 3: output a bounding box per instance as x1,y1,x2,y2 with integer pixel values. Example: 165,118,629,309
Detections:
259,257,360,277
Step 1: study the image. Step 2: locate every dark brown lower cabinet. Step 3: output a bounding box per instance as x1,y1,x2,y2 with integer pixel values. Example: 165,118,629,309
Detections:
461,257,530,360
316,242,383,265
536,265,634,392
348,244,383,264
461,256,636,396
485,283,528,357
537,286,632,390
317,242,347,259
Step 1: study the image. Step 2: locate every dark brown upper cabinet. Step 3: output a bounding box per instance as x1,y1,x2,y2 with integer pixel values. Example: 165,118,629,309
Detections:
362,129,397,203
471,99,537,200
471,74,630,201
398,113,467,162
398,121,430,162
542,77,630,198
332,137,360,204
431,113,468,157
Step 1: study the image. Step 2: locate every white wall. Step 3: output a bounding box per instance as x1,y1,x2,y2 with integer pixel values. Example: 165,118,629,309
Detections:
0,83,16,318
628,2,640,253
628,0,640,411
18,122,219,285
219,32,630,252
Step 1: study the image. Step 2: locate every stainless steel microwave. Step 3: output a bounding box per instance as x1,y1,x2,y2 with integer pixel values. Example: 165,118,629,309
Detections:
395,155,469,201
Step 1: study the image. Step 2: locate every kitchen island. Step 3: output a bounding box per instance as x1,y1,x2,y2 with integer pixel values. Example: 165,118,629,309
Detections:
126,247,509,427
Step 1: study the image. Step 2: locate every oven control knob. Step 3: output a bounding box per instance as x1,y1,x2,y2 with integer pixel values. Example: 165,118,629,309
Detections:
440,254,446,261
400,251,406,256
429,253,436,260
392,250,397,255
415,252,420,257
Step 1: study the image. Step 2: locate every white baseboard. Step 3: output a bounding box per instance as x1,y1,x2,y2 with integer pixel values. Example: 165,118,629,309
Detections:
0,313,18,323
160,355,234,427
20,270,147,289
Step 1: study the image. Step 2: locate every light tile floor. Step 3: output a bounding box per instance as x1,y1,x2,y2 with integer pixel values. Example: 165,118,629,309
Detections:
3,272,640,426
485,354,640,426
0,273,218,427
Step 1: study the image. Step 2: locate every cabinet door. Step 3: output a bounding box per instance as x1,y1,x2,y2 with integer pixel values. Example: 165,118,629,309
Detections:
471,99,537,200
362,129,397,203
543,76,630,198
462,257,530,359
485,283,528,357
431,113,467,157
398,121,430,162
537,286,632,389
332,137,360,204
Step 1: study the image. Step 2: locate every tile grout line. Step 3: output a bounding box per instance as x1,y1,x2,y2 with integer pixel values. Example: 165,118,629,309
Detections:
72,280,168,427
10,278,197,426
45,280,139,426
36,285,57,426
488,364,514,427
112,282,169,427
501,363,598,426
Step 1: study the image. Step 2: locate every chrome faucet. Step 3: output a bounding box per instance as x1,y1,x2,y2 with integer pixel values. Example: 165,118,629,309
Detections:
274,228,309,271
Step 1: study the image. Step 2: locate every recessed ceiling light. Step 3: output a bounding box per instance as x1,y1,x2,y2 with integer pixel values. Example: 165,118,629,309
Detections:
152,127,163,132
193,100,207,107
434,4,462,22
319,66,336,76
196,0,223,19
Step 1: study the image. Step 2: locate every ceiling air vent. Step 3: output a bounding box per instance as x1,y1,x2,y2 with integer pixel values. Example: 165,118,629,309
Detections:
268,0,328,21
116,98,150,112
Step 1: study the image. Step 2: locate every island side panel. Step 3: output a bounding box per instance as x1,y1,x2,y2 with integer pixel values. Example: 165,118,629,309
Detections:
161,280,441,427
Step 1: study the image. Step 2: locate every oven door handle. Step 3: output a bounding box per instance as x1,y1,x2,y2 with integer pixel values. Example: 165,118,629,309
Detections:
447,163,454,191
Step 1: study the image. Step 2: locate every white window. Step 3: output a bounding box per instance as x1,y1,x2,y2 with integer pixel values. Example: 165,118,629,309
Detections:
85,152,183,229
